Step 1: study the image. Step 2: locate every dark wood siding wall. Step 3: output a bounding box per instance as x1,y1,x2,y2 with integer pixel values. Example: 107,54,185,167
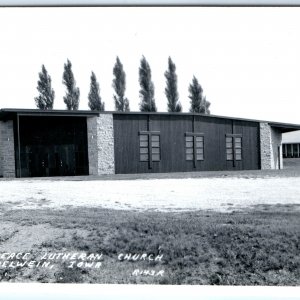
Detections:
113,114,260,174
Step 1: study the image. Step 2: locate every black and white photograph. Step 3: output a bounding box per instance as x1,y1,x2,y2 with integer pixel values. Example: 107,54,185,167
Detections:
0,4,300,296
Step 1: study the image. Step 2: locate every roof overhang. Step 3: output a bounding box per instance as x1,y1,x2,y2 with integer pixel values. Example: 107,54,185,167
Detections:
0,108,99,121
268,122,300,133
1,109,300,133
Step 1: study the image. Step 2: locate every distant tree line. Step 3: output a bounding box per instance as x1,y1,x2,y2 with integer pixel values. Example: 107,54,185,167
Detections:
35,57,210,114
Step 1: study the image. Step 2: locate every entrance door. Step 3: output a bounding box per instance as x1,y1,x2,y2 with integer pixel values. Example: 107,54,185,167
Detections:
26,144,77,177
53,145,76,176
26,145,49,177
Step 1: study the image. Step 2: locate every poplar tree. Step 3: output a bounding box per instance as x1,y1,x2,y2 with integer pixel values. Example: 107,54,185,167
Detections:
202,96,211,114
62,59,80,110
139,56,157,112
165,57,182,112
113,57,130,112
88,72,104,111
34,65,55,110
189,76,211,114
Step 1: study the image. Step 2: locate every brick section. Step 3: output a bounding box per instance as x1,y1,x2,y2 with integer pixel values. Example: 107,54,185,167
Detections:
0,120,16,177
259,122,282,170
87,114,115,175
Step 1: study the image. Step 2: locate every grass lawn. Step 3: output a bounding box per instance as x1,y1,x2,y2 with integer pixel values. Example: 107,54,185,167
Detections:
0,204,299,285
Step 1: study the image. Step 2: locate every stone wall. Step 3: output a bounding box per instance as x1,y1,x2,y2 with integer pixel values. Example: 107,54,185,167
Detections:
87,114,115,175
0,120,16,177
260,122,282,170
0,121,2,177
270,127,283,169
87,117,99,175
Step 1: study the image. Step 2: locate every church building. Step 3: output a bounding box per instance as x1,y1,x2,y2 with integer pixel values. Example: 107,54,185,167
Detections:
1,108,299,178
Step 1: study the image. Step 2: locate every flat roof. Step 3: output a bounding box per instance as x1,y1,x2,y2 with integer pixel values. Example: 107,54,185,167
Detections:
0,108,99,120
282,130,300,143
1,108,300,133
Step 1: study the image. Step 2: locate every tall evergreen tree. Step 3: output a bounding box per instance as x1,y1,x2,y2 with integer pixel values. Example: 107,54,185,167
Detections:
113,57,130,112
139,56,157,112
202,96,211,114
88,72,104,111
165,57,182,112
34,65,55,110
189,76,210,114
62,59,80,110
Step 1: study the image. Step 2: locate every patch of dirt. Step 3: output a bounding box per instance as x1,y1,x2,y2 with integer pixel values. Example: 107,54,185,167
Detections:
0,223,63,252
0,219,91,253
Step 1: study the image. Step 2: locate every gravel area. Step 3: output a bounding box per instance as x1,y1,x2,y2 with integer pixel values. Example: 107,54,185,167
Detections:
1,171,300,212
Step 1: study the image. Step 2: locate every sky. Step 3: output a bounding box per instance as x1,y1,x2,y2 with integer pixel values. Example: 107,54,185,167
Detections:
1,7,300,124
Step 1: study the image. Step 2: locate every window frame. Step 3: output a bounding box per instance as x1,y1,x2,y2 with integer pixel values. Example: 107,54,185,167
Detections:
139,131,161,169
185,132,205,168
225,134,243,164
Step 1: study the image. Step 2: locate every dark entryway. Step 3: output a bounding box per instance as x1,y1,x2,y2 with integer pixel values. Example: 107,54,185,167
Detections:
16,116,89,177
283,143,300,158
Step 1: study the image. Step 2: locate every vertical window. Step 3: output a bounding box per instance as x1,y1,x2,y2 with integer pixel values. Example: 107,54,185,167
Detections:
235,137,242,160
287,144,292,158
226,136,233,160
283,144,287,158
139,134,149,161
195,136,204,160
292,144,299,158
185,135,204,161
185,133,204,168
151,134,160,161
185,136,194,161
226,135,242,161
139,131,161,167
